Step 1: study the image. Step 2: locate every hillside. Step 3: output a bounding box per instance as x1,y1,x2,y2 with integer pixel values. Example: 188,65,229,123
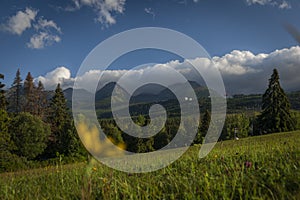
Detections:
1,131,299,199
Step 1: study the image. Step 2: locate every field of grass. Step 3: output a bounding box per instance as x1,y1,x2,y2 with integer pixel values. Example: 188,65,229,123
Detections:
1,131,300,200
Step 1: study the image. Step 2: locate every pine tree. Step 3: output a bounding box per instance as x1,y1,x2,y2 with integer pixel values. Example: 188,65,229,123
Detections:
258,69,295,133
24,72,36,114
195,110,211,143
36,81,47,119
46,83,81,157
10,69,23,113
200,110,211,136
0,73,6,110
153,126,169,149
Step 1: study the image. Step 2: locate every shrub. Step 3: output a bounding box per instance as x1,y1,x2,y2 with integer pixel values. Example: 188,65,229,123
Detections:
9,112,51,160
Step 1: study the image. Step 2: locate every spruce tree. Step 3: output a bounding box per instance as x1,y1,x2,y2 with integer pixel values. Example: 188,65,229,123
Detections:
193,110,211,144
258,69,295,133
24,72,36,115
36,81,47,119
10,69,23,113
46,83,81,157
0,73,6,110
200,110,211,136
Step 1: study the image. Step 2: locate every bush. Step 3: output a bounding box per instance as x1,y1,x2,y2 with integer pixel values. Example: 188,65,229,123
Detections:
9,112,51,160
0,109,14,152
0,151,28,173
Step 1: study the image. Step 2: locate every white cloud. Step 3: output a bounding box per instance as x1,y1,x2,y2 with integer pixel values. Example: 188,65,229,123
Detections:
27,32,61,49
34,18,62,33
0,7,62,49
246,0,273,5
0,8,38,35
27,17,62,49
212,46,300,94
36,46,300,94
279,1,291,9
246,0,291,9
68,0,126,25
144,8,155,19
35,67,72,89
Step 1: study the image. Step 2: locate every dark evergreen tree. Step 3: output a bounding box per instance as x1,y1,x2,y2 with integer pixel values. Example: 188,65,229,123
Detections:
36,81,47,119
136,115,155,153
194,111,211,144
46,83,82,157
24,72,36,115
200,110,211,136
102,123,124,144
0,73,6,110
10,69,23,113
258,69,296,133
154,126,170,149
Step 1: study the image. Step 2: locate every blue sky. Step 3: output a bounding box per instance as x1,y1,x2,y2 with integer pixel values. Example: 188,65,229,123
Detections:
0,0,300,94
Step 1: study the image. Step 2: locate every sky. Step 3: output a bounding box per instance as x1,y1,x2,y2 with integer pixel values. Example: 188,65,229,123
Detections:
0,0,300,94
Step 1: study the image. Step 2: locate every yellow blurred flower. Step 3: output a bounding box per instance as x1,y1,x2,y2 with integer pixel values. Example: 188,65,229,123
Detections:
77,121,126,158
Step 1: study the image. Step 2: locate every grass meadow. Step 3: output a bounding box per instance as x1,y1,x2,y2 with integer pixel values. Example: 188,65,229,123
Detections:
1,131,300,200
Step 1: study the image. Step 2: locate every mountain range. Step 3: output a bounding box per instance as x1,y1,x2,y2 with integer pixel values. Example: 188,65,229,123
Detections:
63,81,209,119
62,81,300,119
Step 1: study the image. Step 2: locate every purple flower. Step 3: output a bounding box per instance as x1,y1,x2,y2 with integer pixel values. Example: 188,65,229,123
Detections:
244,161,252,168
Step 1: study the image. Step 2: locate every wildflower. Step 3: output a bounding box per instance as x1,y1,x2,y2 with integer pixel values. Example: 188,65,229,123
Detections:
92,167,97,171
214,154,218,158
102,178,108,183
244,161,252,168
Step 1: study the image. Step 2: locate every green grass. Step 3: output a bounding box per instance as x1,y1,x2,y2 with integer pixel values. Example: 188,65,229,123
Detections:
1,131,300,200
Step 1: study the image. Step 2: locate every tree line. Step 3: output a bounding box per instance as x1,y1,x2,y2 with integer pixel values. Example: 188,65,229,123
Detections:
0,69,86,172
0,68,298,172
98,69,298,152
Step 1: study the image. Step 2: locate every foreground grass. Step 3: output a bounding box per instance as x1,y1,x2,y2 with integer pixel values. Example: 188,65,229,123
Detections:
1,131,300,200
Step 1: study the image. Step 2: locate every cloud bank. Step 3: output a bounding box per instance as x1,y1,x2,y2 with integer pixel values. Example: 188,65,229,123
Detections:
36,46,300,95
